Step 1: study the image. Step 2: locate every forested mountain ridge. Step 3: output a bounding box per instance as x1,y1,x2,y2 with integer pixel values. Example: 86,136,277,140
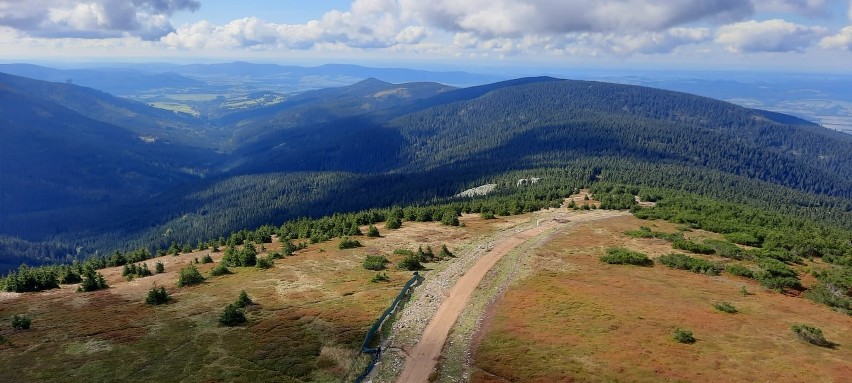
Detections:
1,73,851,271
230,78,852,198
0,73,220,216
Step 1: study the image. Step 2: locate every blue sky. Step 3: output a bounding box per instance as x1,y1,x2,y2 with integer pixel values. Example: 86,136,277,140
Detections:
1,1,851,72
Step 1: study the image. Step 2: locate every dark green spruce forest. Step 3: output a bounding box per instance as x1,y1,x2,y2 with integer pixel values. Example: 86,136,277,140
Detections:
1,71,851,286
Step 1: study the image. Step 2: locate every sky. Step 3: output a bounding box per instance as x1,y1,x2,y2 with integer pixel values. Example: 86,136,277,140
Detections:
1,1,852,72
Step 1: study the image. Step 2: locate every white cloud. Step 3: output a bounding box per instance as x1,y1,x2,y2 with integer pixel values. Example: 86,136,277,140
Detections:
752,0,831,17
399,0,751,37
0,0,198,40
715,19,827,52
820,26,852,50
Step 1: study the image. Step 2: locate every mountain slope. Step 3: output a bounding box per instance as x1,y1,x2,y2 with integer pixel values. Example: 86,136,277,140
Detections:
2,74,851,269
229,78,852,198
0,73,220,218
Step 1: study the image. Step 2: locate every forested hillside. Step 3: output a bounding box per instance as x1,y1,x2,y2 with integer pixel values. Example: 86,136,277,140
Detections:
1,73,851,271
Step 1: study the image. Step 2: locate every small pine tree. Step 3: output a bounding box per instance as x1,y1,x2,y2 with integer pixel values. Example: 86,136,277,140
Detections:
219,304,246,326
235,290,252,308
367,225,380,237
11,314,32,330
155,261,165,274
78,267,108,292
145,286,171,305
201,254,213,264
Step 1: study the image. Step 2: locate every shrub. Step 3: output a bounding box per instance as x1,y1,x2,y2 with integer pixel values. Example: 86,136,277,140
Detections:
219,304,246,327
398,254,423,271
439,244,454,258
78,267,108,292
672,239,715,255
11,314,31,330
703,239,743,259
658,253,720,275
724,232,761,247
725,264,754,278
256,256,274,269
201,254,213,264
393,249,415,256
235,290,252,308
209,263,231,277
367,225,380,237
599,248,653,266
177,265,205,287
338,238,363,250
713,302,738,314
440,211,460,226
624,227,655,238
385,217,402,230
804,286,852,315
145,286,171,305
480,211,495,219
754,258,801,290
363,255,389,271
673,328,696,344
792,324,835,348
371,273,390,283
155,261,165,274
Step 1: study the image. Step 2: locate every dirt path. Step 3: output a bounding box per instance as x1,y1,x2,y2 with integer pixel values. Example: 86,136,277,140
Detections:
395,210,625,382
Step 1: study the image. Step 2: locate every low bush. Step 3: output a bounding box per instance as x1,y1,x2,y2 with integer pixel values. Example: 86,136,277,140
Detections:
363,255,389,271
398,254,423,271
201,254,213,264
792,324,836,348
713,301,738,314
754,258,801,291
154,261,165,274
385,217,402,230
11,314,31,330
256,256,274,269
672,239,715,255
703,239,743,259
725,264,754,279
599,248,653,266
439,244,454,258
209,262,231,277
338,238,363,250
657,253,720,275
724,232,761,247
177,265,205,287
673,328,696,344
371,272,390,283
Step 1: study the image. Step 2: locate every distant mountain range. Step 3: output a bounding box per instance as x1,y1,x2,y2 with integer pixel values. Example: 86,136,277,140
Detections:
1,69,851,271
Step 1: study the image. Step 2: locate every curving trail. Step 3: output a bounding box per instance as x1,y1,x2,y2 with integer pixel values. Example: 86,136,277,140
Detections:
395,210,625,382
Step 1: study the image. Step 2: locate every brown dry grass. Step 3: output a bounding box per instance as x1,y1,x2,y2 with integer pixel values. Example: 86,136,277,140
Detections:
472,215,852,383
0,218,498,382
